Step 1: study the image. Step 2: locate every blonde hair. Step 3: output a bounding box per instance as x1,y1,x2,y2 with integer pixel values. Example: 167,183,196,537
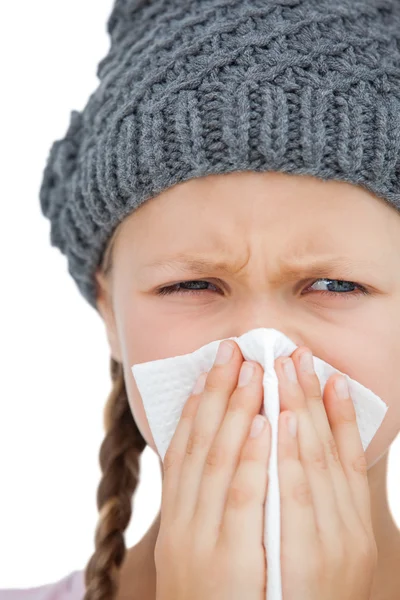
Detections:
83,228,147,599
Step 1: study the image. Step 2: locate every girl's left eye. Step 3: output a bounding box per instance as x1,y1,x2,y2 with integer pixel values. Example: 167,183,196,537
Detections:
157,279,369,298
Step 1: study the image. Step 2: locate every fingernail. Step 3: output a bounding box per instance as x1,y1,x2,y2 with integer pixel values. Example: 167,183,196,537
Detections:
238,362,255,387
192,372,207,395
334,376,349,400
283,358,297,382
214,341,234,365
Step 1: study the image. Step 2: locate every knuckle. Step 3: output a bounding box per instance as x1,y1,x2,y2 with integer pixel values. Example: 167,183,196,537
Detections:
306,387,323,403
352,453,368,476
226,483,254,510
305,446,328,471
315,451,328,470
292,480,313,506
186,430,210,455
204,443,229,473
163,446,180,473
205,370,228,393
204,377,221,394
228,393,253,415
325,436,340,464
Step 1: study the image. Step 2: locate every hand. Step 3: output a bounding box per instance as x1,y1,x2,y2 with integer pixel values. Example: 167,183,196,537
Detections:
274,347,378,600
155,340,271,600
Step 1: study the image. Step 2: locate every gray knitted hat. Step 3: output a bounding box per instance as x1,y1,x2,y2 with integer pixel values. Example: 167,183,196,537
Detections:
39,0,400,311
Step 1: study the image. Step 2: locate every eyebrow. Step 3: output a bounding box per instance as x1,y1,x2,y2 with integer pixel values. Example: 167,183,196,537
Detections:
141,254,376,282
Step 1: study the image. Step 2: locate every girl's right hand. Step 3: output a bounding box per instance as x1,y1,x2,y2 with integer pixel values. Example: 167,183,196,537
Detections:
154,339,271,600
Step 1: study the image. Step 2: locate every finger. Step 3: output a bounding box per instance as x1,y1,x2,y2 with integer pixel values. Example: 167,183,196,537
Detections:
194,361,268,548
161,382,204,526
218,412,271,553
325,374,374,535
174,340,244,524
291,348,359,534
276,356,342,547
278,410,320,570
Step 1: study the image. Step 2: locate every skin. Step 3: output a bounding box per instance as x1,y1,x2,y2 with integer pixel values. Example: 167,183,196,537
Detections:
95,171,400,600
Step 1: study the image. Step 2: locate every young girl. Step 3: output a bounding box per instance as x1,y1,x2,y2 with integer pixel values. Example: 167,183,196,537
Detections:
3,0,400,599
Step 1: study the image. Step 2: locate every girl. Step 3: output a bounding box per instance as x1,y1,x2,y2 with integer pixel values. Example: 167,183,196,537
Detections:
3,0,400,599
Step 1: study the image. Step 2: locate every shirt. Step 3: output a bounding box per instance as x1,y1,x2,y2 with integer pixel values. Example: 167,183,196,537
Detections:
0,571,85,600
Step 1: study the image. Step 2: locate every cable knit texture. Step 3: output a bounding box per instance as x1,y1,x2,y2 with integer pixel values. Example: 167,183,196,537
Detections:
39,0,400,310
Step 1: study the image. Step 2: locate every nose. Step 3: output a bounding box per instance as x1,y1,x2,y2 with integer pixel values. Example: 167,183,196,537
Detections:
233,324,306,350
225,302,309,351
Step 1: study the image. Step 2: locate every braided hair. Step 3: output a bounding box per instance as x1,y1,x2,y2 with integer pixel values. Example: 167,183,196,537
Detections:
83,229,147,600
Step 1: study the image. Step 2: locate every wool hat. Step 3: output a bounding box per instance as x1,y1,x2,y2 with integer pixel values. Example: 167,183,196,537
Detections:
39,0,400,311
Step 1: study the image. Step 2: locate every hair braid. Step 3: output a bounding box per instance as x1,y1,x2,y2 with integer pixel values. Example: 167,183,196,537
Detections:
83,356,147,600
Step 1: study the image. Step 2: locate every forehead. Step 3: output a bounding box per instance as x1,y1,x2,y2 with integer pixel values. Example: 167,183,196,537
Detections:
113,171,399,267
129,171,392,225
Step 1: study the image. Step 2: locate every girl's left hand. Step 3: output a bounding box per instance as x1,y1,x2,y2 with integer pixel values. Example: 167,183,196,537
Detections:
275,347,378,600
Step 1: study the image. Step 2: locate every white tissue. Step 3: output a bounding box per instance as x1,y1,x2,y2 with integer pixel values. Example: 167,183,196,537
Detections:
131,328,388,600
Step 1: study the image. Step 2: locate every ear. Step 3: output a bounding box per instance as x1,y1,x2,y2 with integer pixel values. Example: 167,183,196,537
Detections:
95,269,123,363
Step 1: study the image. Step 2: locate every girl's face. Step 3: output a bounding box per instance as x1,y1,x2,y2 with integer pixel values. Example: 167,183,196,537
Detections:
95,171,400,470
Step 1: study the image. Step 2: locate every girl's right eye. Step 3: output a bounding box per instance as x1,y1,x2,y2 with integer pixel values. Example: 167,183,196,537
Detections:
157,280,220,296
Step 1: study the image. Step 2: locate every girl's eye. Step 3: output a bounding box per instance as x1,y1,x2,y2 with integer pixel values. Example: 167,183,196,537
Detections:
157,278,369,298
157,280,221,296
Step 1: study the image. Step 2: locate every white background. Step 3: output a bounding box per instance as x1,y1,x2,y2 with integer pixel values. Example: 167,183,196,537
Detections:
0,0,399,590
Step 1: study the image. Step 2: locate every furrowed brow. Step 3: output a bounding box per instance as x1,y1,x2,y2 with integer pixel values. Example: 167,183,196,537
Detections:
142,254,375,281
144,255,241,275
